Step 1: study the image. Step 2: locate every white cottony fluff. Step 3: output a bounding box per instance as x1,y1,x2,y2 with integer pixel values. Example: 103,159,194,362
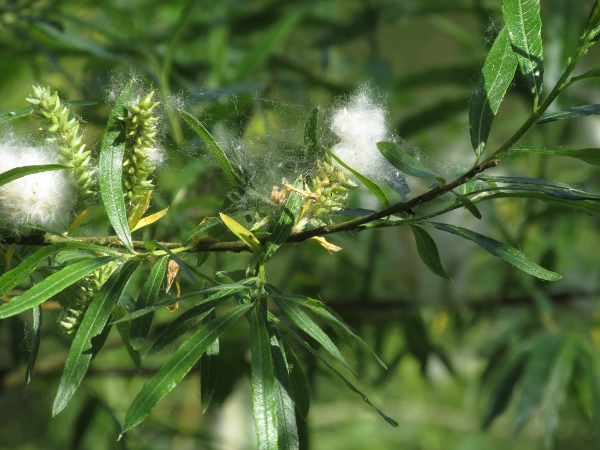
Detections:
0,144,75,234
330,87,396,182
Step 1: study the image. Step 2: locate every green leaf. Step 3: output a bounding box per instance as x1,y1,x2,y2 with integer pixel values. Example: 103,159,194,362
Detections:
0,164,69,188
540,336,577,449
423,222,561,281
502,0,544,96
249,305,279,450
152,241,202,287
0,242,117,298
114,296,141,370
0,256,117,319
261,189,303,263
536,104,600,124
220,213,262,254
377,142,438,178
122,303,252,433
514,333,563,433
478,175,600,199
130,256,169,350
282,341,310,420
324,147,389,208
469,27,517,156
178,109,241,185
508,147,600,166
98,81,134,252
570,68,600,84
268,288,386,369
452,191,482,219
274,298,356,376
271,314,398,427
409,225,452,281
200,311,219,413
184,217,224,244
53,259,141,416
270,328,299,450
146,285,242,357
303,107,319,167
25,305,42,385
0,105,35,123
482,348,527,429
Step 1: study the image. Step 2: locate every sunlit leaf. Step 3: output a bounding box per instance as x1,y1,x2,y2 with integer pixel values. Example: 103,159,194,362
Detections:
502,0,544,96
469,28,517,156
377,141,438,178
220,213,262,254
0,164,69,188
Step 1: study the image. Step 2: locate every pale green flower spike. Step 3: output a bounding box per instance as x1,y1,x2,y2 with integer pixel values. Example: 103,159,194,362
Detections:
26,85,95,208
119,91,161,218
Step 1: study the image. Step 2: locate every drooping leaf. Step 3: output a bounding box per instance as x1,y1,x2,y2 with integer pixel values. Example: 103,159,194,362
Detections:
152,241,202,287
540,336,577,449
146,285,243,357
130,256,169,350
303,107,320,168
508,147,600,166
478,175,600,199
452,191,482,219
114,295,141,370
502,0,544,96
536,104,600,123
282,341,310,420
0,256,117,320
184,217,224,244
52,259,141,416
271,314,397,427
220,213,262,254
270,328,300,450
0,164,69,188
178,109,242,185
409,225,452,281
274,298,355,375
423,222,561,281
0,105,35,123
482,348,527,429
377,141,438,178
324,147,389,208
514,333,563,433
469,27,518,156
262,189,303,263
249,305,279,450
0,242,118,298
570,68,600,84
200,310,219,413
25,305,42,385
98,81,135,252
121,303,252,433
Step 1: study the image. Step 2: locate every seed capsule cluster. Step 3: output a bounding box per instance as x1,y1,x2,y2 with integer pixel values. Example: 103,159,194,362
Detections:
60,261,117,334
119,91,160,217
304,153,357,226
27,86,95,207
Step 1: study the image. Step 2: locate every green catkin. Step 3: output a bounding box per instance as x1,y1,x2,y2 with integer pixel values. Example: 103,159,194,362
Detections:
59,261,117,334
26,85,95,209
119,91,160,218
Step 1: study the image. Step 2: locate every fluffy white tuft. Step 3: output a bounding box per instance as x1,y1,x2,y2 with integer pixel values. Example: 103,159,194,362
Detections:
0,144,75,234
329,86,396,182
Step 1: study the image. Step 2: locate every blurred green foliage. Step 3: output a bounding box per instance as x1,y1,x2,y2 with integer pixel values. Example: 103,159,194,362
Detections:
1,0,600,449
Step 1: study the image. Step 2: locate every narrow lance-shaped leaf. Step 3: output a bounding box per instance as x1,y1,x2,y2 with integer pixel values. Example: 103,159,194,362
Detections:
324,147,389,208
98,81,135,251
423,222,561,281
122,303,253,434
409,225,452,281
469,28,517,156
536,104,600,124
269,328,299,450
282,341,310,420
200,310,219,413
261,188,303,263
220,213,262,254
130,256,169,350
249,305,279,450
377,142,438,178
452,191,482,219
303,107,319,167
0,242,119,298
114,295,141,370
53,259,141,416
0,256,117,319
508,147,600,166
25,305,42,385
0,164,69,188
502,0,544,96
178,109,241,185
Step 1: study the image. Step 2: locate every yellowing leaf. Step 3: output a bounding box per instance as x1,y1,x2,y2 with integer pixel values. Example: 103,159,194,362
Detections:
310,236,342,256
131,207,169,232
128,190,153,230
4,243,16,273
219,213,261,254
66,207,91,235
166,259,179,294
